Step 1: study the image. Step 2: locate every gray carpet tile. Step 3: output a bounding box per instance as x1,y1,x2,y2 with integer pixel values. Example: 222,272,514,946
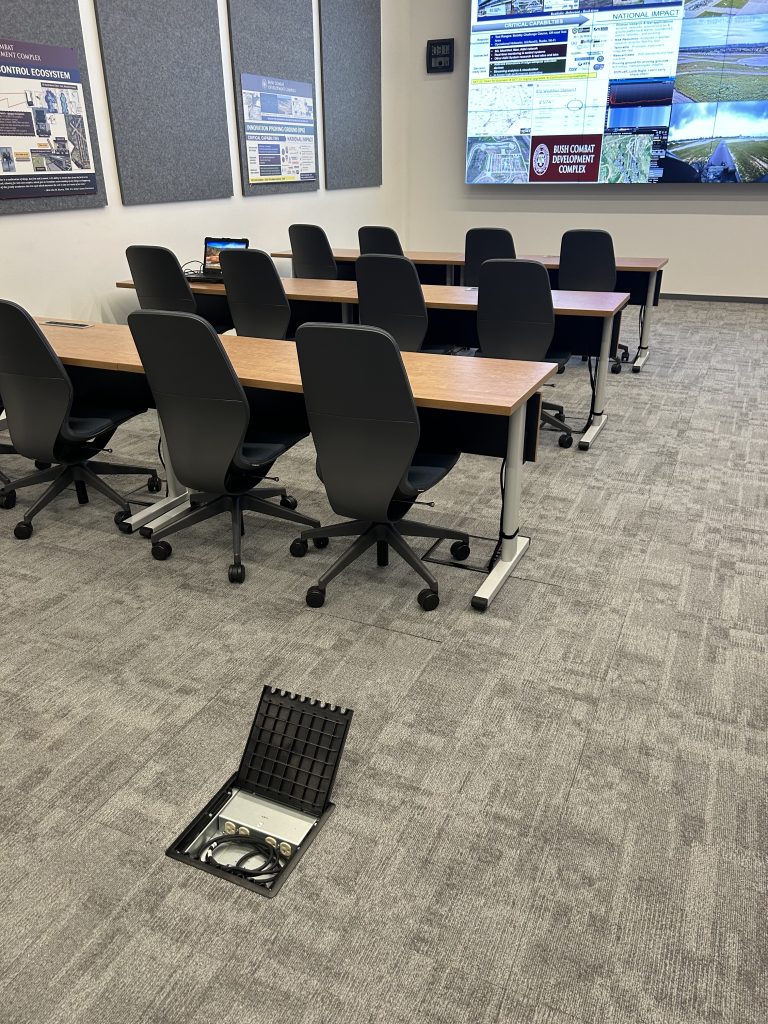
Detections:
0,299,767,1024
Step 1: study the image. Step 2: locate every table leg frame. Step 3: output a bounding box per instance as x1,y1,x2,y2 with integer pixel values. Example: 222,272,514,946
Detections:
632,271,657,373
123,416,190,532
578,316,613,451
471,404,530,610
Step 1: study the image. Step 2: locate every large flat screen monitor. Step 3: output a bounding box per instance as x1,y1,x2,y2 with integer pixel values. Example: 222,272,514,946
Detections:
466,0,768,184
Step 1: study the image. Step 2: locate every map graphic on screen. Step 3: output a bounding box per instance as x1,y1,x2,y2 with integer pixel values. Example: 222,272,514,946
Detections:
466,0,768,184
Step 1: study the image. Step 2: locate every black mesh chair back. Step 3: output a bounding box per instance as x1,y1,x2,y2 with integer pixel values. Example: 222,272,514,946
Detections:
296,323,419,523
220,249,291,339
358,225,404,257
126,245,197,314
288,224,338,280
477,260,555,361
128,311,250,495
356,254,428,353
0,300,74,462
558,229,616,292
464,228,516,287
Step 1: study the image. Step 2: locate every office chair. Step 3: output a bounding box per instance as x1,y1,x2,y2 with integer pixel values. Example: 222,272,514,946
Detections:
463,227,516,287
288,224,338,279
127,310,320,583
477,260,575,449
559,229,626,372
290,323,470,611
220,249,291,339
356,254,429,352
358,225,404,256
0,301,160,532
126,245,233,333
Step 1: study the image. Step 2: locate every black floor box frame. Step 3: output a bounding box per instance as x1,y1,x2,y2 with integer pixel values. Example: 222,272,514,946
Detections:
167,686,353,898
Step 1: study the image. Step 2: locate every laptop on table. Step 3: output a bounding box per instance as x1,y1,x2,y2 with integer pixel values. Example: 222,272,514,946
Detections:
186,237,249,281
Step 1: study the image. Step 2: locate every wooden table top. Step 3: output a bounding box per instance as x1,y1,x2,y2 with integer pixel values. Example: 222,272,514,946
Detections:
116,279,630,318
38,318,557,417
271,248,669,273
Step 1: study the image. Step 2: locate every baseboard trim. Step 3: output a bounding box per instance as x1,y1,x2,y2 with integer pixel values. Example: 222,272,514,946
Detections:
661,293,768,304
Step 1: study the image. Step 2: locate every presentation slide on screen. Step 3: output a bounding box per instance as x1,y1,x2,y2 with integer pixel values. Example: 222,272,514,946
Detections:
241,74,317,185
466,0,768,184
0,39,97,200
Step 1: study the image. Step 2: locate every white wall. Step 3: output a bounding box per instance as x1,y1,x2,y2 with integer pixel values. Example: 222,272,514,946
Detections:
0,0,408,322
402,0,768,299
2,1,763,308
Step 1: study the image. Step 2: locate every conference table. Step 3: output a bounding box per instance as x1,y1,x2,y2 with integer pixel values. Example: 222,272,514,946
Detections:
271,247,666,373
38,317,556,612
116,278,631,451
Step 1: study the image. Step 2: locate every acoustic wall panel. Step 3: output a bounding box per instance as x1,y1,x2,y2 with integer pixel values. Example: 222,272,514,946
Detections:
320,0,382,191
94,0,232,206
0,0,105,215
228,0,319,197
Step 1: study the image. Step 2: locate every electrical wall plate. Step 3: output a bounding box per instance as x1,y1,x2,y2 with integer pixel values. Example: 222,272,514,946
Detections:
426,38,454,74
166,686,353,898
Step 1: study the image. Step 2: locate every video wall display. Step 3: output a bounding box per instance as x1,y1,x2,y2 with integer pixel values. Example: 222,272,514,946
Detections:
466,0,768,184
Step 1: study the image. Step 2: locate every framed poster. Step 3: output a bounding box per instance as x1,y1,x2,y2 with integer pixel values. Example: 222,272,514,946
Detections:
0,38,97,200
241,74,317,185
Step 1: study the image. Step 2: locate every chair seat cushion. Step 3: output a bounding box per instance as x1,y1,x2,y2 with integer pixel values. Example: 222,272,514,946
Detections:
61,409,137,442
235,431,306,470
407,450,461,493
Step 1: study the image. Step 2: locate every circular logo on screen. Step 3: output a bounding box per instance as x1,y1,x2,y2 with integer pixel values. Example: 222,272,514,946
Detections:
532,144,550,177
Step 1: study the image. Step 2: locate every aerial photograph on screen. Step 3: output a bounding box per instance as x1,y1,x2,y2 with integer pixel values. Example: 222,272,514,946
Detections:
466,0,768,183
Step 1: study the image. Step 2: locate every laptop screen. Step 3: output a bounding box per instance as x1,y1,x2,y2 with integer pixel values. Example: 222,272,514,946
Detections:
203,237,249,273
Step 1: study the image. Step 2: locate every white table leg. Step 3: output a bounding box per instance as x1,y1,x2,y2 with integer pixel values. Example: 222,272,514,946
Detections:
578,316,613,451
632,270,657,373
123,415,190,531
471,404,530,611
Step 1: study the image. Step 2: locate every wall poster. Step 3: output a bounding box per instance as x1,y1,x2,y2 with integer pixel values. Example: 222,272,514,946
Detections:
0,38,97,200
241,73,317,184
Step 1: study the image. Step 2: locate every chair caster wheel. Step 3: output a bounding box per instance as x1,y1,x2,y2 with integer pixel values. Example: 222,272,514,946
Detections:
611,362,622,375
622,351,630,362
14,521,33,540
280,495,298,510
139,526,153,539
151,541,172,561
471,596,488,613
578,440,590,451
147,475,162,493
228,563,245,584
290,538,308,558
417,588,440,611
313,536,329,549
34,461,51,471
450,540,471,561
632,364,641,374
558,433,573,449
306,586,326,608
114,509,133,533
0,489,16,510
555,411,566,422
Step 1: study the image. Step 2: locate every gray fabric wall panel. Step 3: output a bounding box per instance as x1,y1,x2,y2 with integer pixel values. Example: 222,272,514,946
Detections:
228,0,319,197
94,0,232,206
320,0,382,191
0,0,106,215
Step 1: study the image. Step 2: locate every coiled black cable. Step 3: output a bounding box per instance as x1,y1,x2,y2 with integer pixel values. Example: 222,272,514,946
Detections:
199,833,285,883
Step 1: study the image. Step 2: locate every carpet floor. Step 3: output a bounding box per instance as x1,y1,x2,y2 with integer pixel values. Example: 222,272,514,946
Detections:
0,299,766,1024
